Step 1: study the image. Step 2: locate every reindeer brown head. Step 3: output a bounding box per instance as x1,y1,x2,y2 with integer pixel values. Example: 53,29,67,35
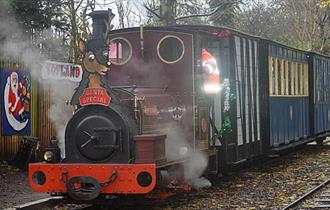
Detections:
71,9,117,106
79,39,111,76
78,9,114,76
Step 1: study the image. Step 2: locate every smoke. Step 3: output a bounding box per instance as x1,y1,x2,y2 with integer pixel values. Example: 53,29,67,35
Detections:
163,124,190,161
111,56,170,87
184,152,212,189
164,122,212,190
0,1,45,76
0,0,74,156
47,81,76,157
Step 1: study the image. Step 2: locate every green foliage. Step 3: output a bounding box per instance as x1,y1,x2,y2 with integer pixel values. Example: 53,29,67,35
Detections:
9,0,68,31
320,0,330,8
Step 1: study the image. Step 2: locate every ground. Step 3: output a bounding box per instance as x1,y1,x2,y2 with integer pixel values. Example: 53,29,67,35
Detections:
0,162,49,209
163,143,330,209
1,143,330,209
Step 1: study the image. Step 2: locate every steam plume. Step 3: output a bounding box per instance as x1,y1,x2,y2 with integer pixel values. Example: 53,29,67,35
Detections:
164,123,212,189
47,81,76,157
0,0,73,156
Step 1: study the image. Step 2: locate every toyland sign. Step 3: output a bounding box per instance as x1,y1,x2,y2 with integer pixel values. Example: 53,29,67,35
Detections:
42,61,82,82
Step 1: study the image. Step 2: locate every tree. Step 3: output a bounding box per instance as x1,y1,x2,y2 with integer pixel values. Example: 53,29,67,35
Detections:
159,0,176,25
236,0,286,39
234,0,329,55
209,0,242,27
9,0,68,32
61,0,96,62
144,0,227,25
321,0,330,8
2,0,70,61
272,0,329,53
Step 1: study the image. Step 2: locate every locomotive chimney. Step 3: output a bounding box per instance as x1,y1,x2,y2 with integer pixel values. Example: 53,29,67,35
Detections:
88,9,114,39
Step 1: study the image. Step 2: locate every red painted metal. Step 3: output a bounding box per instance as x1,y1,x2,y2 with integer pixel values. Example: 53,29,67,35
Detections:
147,183,191,200
133,134,166,165
29,163,156,194
79,87,111,106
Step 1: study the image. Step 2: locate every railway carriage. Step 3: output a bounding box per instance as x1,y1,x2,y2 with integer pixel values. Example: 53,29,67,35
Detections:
263,42,311,150
310,53,330,140
29,10,330,202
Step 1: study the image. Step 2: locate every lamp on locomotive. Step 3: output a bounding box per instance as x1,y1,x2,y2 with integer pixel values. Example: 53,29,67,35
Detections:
202,48,221,94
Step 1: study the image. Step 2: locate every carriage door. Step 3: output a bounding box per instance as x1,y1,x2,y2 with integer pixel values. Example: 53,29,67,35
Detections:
231,36,262,162
197,37,229,150
197,42,218,150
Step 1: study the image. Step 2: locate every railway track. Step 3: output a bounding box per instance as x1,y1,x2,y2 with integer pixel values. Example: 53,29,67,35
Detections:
10,196,167,210
281,178,330,210
10,196,96,210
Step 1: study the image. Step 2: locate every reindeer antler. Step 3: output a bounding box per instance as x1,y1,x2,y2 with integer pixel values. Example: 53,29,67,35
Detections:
104,9,115,39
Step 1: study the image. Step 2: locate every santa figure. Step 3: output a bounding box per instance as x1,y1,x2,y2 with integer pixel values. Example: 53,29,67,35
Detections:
7,72,25,120
202,48,221,94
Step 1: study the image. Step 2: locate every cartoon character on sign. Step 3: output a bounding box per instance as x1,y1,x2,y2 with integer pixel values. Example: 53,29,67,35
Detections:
3,71,30,131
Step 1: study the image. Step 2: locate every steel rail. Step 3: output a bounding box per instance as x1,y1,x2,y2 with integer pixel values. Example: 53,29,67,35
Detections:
281,178,330,210
11,196,94,210
12,196,63,210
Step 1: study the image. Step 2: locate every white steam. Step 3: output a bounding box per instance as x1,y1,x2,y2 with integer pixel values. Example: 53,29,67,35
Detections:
0,1,46,76
184,152,212,189
164,123,212,189
0,0,73,155
47,81,76,157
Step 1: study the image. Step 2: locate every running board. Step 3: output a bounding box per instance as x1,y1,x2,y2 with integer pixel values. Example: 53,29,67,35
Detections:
271,137,315,152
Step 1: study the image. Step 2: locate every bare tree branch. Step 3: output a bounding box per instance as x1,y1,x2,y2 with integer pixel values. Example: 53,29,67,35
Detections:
175,4,223,21
144,3,162,19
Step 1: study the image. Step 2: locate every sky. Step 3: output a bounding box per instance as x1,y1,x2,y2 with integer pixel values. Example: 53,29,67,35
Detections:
80,0,149,29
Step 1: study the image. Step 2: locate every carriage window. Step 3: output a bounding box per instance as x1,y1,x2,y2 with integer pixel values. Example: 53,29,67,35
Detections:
269,56,308,96
108,37,132,65
157,35,184,64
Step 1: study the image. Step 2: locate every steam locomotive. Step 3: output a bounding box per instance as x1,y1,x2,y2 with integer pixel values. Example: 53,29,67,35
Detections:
29,10,330,201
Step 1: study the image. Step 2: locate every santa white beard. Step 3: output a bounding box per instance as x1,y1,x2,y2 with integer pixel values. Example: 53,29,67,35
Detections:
11,82,18,98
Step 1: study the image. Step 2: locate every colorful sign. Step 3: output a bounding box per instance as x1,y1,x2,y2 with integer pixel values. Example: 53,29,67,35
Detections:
79,87,111,106
1,68,31,135
41,60,82,82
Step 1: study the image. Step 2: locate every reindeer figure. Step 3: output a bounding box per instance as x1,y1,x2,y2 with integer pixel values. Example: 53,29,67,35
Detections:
78,39,110,87
71,10,117,106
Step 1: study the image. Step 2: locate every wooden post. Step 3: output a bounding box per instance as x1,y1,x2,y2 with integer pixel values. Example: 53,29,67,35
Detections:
291,62,295,95
299,64,303,95
269,57,273,95
295,62,299,95
274,57,278,95
285,60,289,95
280,59,284,95
304,64,309,96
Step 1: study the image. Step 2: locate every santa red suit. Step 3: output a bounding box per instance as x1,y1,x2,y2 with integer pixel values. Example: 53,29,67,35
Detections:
202,48,221,94
8,72,24,117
